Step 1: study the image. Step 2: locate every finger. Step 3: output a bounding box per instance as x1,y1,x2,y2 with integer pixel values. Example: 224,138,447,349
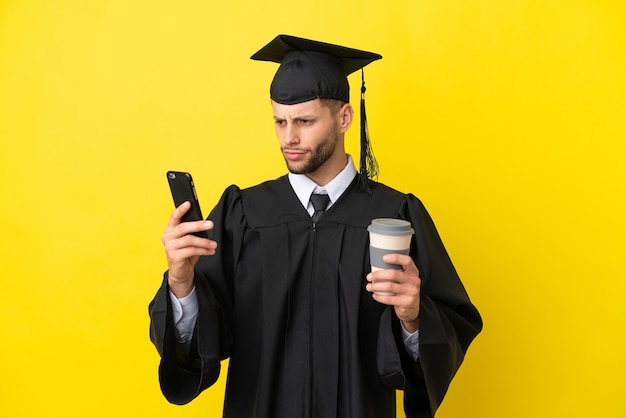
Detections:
366,279,398,296
166,201,192,230
163,235,217,266
165,229,218,252
165,239,217,271
382,254,416,272
176,219,214,237
164,219,214,243
367,277,415,295
369,285,420,314
367,269,420,295
367,268,406,284
168,244,217,261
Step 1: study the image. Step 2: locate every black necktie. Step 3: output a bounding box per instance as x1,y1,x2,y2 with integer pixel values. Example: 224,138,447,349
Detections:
310,194,330,222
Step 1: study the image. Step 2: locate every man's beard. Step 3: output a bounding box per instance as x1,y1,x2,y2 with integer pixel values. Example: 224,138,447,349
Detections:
283,131,338,175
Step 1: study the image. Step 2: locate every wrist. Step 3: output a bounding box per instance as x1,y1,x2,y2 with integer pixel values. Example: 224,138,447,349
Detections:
401,318,419,334
168,275,195,299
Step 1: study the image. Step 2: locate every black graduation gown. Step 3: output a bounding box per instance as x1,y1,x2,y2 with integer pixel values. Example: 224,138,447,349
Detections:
149,176,482,418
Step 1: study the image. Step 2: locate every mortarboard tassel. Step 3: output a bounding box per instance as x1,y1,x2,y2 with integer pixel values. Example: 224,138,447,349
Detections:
358,69,379,193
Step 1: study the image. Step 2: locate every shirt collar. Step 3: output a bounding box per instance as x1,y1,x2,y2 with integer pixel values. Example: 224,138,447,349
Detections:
288,154,357,211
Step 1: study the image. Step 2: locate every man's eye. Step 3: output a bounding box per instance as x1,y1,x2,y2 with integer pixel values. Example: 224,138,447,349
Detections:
275,120,286,127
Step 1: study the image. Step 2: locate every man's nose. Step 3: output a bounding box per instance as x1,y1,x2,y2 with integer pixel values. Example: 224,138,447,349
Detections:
285,125,300,144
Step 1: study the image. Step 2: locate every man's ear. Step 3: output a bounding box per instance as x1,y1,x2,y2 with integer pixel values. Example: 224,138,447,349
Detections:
338,103,354,133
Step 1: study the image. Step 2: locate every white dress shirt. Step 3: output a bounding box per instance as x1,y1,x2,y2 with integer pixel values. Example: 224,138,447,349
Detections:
169,155,420,361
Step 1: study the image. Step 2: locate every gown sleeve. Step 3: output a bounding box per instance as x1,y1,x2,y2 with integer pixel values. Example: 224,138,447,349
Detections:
377,194,483,418
148,185,245,405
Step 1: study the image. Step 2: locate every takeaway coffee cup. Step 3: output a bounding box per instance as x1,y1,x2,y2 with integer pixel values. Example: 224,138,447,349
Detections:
367,218,415,295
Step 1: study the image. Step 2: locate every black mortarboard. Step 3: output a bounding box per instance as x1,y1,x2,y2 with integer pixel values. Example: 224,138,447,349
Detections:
251,34,382,190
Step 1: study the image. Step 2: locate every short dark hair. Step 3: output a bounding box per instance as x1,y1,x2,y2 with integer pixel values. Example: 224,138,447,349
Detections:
319,98,346,114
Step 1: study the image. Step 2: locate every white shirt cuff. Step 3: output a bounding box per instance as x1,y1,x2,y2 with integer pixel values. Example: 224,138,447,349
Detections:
400,322,420,361
168,287,199,344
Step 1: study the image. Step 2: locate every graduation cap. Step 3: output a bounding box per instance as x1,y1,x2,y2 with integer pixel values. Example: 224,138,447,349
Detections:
251,34,382,190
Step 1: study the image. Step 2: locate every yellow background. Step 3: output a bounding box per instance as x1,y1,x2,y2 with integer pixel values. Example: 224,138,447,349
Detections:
1,0,625,417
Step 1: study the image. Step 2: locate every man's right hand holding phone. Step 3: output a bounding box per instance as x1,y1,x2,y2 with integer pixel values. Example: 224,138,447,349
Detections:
162,201,217,298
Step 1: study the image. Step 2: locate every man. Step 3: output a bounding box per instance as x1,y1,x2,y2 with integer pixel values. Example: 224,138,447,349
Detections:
149,34,482,418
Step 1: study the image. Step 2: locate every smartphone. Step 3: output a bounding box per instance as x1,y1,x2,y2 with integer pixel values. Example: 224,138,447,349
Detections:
166,171,209,239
